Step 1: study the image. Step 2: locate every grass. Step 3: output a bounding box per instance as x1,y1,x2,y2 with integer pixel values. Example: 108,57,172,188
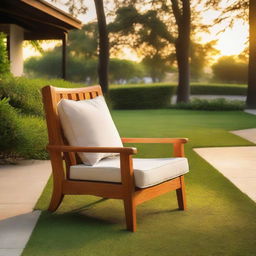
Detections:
22,109,256,256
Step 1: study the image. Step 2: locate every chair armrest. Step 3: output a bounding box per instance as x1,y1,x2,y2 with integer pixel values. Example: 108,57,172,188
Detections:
47,145,137,155
121,138,188,144
121,138,188,157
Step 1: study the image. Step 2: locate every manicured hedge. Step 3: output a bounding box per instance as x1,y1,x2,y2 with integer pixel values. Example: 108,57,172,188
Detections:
108,85,175,109
0,75,83,116
171,98,245,111
0,76,248,116
190,83,247,96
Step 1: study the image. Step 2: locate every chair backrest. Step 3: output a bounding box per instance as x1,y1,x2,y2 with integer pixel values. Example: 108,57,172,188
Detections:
42,85,103,165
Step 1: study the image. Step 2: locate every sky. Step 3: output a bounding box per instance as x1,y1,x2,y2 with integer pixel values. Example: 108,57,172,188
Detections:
23,0,248,60
196,7,248,56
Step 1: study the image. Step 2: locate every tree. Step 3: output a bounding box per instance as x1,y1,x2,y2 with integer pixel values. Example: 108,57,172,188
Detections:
247,0,256,108
68,23,98,59
50,0,87,17
142,55,171,82
109,0,192,103
205,0,256,107
212,56,247,83
172,0,191,103
109,58,145,83
190,40,219,81
50,0,110,93
94,0,109,93
25,50,144,84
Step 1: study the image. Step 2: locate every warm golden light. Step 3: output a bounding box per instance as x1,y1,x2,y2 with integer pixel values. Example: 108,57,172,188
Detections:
215,22,248,56
198,19,248,57
24,1,249,60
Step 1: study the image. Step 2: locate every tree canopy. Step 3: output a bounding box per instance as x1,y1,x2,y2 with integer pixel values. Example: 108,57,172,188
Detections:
109,0,192,103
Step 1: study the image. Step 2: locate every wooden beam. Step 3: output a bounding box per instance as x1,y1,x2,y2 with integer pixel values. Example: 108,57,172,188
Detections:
0,8,70,32
20,0,82,29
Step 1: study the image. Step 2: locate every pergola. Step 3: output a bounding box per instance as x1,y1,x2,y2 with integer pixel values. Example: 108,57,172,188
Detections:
0,0,82,78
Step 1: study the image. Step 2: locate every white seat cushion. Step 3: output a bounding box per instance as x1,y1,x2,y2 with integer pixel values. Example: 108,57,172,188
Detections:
57,96,123,166
70,157,189,188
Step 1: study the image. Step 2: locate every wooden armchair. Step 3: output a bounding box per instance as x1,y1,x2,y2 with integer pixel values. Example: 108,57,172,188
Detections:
42,85,189,232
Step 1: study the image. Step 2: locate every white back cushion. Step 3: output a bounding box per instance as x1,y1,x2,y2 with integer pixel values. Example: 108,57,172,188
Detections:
57,96,123,166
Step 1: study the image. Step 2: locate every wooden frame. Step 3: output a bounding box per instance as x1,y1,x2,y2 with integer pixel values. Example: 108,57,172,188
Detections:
42,85,188,232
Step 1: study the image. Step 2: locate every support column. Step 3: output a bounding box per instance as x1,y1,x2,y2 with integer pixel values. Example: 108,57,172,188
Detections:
9,24,24,76
62,32,67,80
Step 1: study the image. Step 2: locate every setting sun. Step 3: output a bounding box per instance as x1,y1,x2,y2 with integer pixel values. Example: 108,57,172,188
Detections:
215,22,248,56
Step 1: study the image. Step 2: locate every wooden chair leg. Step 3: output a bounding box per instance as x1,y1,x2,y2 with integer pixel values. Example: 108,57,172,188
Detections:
123,198,137,232
176,176,187,210
48,188,64,212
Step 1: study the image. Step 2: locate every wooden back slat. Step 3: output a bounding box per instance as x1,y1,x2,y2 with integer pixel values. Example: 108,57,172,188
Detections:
78,92,85,100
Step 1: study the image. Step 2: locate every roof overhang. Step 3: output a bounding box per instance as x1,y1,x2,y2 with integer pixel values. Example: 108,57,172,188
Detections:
0,0,82,40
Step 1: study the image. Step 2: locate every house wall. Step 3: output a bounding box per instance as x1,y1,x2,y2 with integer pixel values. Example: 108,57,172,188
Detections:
9,24,24,76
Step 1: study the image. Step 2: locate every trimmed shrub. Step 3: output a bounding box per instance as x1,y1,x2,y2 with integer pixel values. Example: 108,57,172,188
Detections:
109,85,175,109
0,98,48,161
0,76,84,116
172,98,245,111
17,115,48,159
0,98,20,155
0,77,248,117
190,83,247,96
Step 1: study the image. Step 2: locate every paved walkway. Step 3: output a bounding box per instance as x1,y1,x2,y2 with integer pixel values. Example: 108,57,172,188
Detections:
194,110,256,202
245,109,256,115
194,145,256,202
0,160,51,256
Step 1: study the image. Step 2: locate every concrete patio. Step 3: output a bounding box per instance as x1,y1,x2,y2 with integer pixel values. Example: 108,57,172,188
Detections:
0,160,51,256
194,144,256,202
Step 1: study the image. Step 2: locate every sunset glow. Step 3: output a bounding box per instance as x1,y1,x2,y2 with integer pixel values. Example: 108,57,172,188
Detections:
25,1,248,61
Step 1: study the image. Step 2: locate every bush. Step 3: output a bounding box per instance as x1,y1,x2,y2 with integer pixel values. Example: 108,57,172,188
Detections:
17,115,48,159
0,32,10,76
0,98,48,161
0,76,84,116
0,98,20,155
212,56,247,84
112,82,247,96
172,98,245,111
190,83,247,96
109,85,174,109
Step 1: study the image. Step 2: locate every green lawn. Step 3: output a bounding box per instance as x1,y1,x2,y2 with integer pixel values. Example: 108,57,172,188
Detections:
23,109,256,256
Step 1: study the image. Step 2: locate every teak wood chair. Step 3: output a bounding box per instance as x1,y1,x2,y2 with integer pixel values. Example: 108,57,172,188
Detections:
42,85,188,232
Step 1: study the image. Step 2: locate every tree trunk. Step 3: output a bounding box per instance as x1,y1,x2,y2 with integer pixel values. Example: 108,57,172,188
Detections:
247,0,256,108
175,36,190,103
94,0,109,94
175,0,191,104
